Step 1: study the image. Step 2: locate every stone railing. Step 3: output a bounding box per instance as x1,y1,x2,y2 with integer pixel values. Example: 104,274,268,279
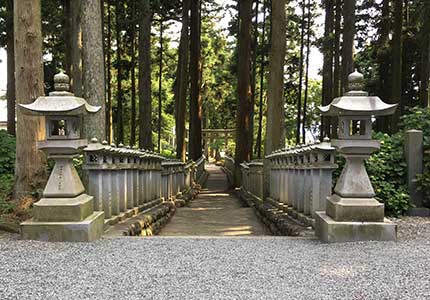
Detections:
83,139,203,226
194,155,206,184
237,139,337,229
264,139,337,227
223,155,235,186
240,161,264,201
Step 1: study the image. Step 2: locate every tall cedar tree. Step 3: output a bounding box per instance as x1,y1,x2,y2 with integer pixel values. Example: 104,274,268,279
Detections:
130,1,137,146
296,0,306,144
321,0,334,139
82,0,106,141
6,0,15,136
391,0,403,133
419,1,430,108
14,0,47,196
139,0,153,150
249,0,259,158
341,0,355,93
189,0,203,160
265,0,286,154
70,0,83,97
105,1,113,142
234,0,253,182
115,0,124,143
157,20,163,152
331,0,341,138
255,0,268,159
302,0,311,144
175,0,190,161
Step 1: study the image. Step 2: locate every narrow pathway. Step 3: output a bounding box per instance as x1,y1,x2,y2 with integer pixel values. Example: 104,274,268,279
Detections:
160,164,269,236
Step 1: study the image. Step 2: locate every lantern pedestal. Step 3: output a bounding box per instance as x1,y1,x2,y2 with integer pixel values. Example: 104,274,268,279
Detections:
315,212,397,243
21,152,105,242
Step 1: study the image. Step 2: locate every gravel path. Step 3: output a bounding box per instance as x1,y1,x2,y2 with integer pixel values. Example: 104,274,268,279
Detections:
1,232,430,300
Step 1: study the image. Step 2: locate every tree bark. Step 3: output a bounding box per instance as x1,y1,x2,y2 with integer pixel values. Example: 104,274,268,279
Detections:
264,0,286,155
391,0,403,133
331,0,341,138
138,0,153,150
175,0,190,161
82,0,106,141
420,1,430,108
341,0,355,93
105,1,113,143
6,0,15,136
115,1,124,144
130,1,137,146
14,0,47,197
189,0,203,160
302,0,311,144
70,0,83,97
255,0,268,159
296,0,306,144
249,0,259,159
158,20,163,153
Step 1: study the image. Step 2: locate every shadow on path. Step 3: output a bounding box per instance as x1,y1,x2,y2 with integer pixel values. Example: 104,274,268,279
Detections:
159,164,270,236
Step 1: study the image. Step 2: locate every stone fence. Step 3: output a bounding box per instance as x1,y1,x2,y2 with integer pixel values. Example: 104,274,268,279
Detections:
83,139,205,227
224,139,337,228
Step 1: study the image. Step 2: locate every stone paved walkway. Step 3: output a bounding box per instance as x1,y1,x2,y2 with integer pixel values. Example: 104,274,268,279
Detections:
160,164,270,236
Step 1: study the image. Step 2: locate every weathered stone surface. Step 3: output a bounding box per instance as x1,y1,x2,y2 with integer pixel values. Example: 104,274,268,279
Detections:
315,212,396,243
33,194,94,222
21,211,105,242
326,194,385,222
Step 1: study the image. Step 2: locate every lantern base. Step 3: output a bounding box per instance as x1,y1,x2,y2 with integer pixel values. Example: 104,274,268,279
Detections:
315,212,397,243
326,194,385,222
21,211,105,242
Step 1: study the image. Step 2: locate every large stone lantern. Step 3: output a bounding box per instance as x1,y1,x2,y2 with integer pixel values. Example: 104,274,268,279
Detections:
19,72,105,242
315,70,398,242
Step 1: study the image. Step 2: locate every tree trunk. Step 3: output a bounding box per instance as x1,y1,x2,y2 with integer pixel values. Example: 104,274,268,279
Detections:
302,0,311,144
138,0,153,150
105,1,113,143
6,0,15,136
341,0,355,93
63,0,72,76
175,0,190,161
14,0,47,197
82,0,106,141
249,0,259,159
264,0,286,155
331,0,342,138
391,0,403,133
296,0,306,144
130,1,137,146
255,0,268,159
420,1,430,108
376,0,391,132
189,0,203,160
70,0,83,97
115,0,124,144
158,20,163,153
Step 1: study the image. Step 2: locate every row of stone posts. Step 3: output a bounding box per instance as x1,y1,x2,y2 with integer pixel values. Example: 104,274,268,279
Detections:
84,139,196,226
240,161,264,200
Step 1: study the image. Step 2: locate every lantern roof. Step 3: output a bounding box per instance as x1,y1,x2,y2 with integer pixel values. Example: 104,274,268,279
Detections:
19,72,101,115
319,70,397,117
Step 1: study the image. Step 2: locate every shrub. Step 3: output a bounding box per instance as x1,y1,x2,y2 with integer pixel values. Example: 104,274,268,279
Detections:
0,131,16,214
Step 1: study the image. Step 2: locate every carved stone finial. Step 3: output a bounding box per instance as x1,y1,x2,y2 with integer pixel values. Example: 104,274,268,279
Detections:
54,72,70,92
102,140,108,145
348,70,364,91
91,137,98,143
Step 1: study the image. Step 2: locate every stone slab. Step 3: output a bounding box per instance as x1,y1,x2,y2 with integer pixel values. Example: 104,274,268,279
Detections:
34,194,94,222
326,194,385,222
21,211,105,242
315,212,397,243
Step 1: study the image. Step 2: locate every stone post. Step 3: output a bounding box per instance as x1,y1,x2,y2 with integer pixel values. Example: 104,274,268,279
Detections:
405,130,429,216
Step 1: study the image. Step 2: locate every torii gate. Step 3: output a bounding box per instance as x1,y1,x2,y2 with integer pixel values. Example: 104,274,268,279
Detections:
201,128,235,160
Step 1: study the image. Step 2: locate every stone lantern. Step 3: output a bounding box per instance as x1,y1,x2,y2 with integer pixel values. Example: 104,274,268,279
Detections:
315,70,398,242
19,72,105,242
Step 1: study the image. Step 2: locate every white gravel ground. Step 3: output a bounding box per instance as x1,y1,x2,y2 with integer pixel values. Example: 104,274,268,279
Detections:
1,231,430,300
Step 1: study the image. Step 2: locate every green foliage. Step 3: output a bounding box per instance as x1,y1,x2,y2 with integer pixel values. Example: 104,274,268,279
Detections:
0,131,15,214
367,132,409,216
